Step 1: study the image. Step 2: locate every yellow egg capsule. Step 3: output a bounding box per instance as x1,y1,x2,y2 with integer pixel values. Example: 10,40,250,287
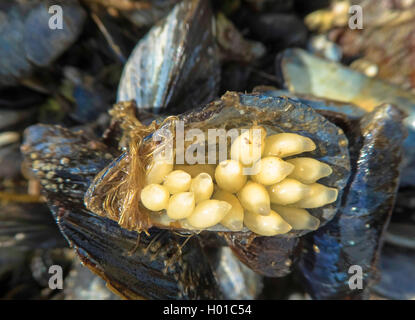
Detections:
190,173,214,203
272,205,320,231
213,189,244,231
140,184,169,211
237,181,271,216
215,159,247,193
231,126,266,166
252,156,294,185
244,210,292,236
186,200,232,229
163,170,192,194
267,178,310,205
263,133,316,158
148,211,175,227
286,157,333,184
167,192,195,219
145,159,173,185
174,164,216,179
292,183,338,208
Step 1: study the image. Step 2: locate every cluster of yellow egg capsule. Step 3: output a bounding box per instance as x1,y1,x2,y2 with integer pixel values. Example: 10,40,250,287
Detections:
140,126,338,236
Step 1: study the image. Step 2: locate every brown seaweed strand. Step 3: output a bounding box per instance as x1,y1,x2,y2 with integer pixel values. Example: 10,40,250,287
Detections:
118,135,152,232
103,102,179,233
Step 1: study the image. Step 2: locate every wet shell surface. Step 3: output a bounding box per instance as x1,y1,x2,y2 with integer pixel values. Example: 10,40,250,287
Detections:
116,0,220,113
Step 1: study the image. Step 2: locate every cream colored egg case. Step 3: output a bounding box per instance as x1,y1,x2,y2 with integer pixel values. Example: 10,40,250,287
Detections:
140,126,337,236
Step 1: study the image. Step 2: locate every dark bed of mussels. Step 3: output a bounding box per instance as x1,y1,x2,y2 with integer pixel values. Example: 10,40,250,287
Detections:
0,0,414,300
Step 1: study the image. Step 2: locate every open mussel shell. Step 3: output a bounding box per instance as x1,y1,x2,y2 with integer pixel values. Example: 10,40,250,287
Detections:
117,0,220,113
297,104,407,299
277,48,415,187
277,48,415,115
21,125,221,299
88,91,350,239
174,91,349,237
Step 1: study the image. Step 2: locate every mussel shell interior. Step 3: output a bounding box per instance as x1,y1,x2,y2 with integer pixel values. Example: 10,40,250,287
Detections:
145,92,351,238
